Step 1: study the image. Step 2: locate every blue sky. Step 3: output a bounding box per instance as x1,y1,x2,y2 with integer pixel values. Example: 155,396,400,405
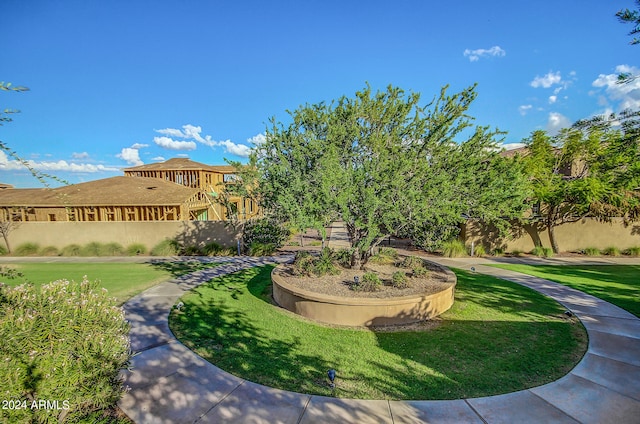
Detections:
1,0,638,187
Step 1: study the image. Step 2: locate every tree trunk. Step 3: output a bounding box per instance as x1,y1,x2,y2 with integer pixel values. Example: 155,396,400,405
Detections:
547,218,559,254
2,234,10,253
299,231,304,247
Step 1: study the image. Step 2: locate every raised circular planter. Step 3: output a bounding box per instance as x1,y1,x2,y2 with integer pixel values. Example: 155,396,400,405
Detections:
271,262,457,327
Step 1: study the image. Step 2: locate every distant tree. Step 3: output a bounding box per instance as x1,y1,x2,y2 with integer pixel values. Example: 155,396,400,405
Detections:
255,84,529,268
523,111,640,253
0,220,18,253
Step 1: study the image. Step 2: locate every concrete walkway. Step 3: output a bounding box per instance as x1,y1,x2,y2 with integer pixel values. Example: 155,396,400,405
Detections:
117,228,640,423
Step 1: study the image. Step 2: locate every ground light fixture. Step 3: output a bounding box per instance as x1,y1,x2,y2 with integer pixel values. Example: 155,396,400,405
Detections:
327,369,336,388
564,310,574,318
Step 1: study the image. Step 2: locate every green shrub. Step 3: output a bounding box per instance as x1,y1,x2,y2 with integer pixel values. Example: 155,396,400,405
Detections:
491,248,505,256
532,246,553,258
248,242,276,256
292,251,315,276
583,247,600,256
624,246,640,257
202,242,222,256
353,272,382,292
81,241,103,256
60,244,82,256
14,242,40,256
441,239,467,258
99,242,125,256
392,271,410,288
510,249,523,257
370,247,398,264
184,245,203,256
150,239,181,256
602,246,621,257
470,244,486,257
0,278,130,423
242,218,288,251
39,246,59,256
0,245,7,256
126,243,147,256
309,241,322,247
412,266,429,277
400,256,423,269
335,248,353,268
313,248,339,276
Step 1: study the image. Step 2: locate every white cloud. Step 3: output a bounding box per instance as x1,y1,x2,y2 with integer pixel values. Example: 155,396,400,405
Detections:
152,156,166,161
518,104,533,116
117,148,143,166
72,152,89,160
0,151,120,173
131,143,149,149
219,140,252,157
463,46,506,62
531,71,563,88
549,95,557,104
154,124,253,156
247,133,266,145
155,128,185,138
153,136,197,151
546,112,571,135
592,65,640,111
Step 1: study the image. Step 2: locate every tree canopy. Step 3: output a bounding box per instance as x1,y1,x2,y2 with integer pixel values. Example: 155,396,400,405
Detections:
617,0,640,45
253,84,529,268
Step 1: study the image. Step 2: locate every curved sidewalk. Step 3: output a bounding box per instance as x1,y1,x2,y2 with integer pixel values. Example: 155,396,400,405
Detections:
118,255,640,423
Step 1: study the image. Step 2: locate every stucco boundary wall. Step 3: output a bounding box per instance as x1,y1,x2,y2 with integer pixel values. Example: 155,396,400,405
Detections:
4,221,240,251
463,217,640,253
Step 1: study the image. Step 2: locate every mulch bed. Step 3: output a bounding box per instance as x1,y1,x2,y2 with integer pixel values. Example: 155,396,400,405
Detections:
274,260,453,299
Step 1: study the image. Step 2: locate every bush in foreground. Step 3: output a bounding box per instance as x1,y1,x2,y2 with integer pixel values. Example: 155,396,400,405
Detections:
0,278,131,423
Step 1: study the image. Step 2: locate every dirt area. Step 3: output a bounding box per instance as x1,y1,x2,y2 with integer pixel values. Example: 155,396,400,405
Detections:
274,260,453,299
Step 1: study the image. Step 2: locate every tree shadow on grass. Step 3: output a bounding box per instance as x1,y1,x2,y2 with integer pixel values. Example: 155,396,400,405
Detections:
169,265,336,396
146,258,223,278
370,319,586,400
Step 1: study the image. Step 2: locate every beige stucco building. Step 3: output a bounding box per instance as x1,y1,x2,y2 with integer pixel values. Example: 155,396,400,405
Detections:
0,158,259,222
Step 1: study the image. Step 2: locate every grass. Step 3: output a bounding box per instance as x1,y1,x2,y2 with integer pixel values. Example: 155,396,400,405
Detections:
169,266,586,400
441,239,467,257
490,264,640,318
0,260,219,304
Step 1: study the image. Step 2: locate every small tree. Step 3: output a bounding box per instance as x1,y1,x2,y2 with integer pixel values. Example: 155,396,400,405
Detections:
0,220,18,253
256,84,529,268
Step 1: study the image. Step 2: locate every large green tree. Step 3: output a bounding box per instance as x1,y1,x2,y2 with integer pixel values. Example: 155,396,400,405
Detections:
523,111,640,253
255,84,529,268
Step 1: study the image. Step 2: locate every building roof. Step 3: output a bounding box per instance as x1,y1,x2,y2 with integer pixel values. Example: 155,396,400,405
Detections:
499,146,530,158
0,176,201,207
124,158,235,173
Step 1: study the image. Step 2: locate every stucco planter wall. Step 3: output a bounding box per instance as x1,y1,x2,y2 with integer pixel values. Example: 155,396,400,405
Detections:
271,262,456,327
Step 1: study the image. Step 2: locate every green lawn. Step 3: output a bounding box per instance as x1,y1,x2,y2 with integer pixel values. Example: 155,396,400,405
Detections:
169,265,587,400
490,264,640,318
0,260,219,304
